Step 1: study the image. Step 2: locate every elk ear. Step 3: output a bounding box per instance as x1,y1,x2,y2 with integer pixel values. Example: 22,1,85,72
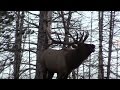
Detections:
72,44,77,48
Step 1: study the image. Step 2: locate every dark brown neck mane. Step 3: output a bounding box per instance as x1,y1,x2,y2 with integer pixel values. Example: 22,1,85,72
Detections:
64,46,92,72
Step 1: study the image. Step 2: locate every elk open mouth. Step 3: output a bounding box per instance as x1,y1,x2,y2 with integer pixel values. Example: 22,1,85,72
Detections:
91,45,95,52
89,44,95,52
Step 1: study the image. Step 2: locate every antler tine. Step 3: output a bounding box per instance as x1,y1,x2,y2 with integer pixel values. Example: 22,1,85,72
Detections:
46,30,75,45
79,31,84,42
55,32,62,42
75,30,78,41
68,32,77,43
82,31,89,42
46,30,62,44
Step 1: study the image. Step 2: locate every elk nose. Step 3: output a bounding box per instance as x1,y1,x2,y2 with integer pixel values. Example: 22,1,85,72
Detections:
92,44,95,48
91,44,95,52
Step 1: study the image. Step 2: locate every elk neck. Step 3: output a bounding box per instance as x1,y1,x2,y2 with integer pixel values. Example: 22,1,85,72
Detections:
66,43,95,69
77,44,95,59
65,48,85,70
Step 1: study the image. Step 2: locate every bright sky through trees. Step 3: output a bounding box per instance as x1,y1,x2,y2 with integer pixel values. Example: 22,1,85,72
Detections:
0,11,120,79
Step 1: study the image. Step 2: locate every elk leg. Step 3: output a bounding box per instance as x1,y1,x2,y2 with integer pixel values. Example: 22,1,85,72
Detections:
57,73,62,79
42,68,47,79
57,73,69,79
43,72,47,79
62,73,69,79
47,72,54,79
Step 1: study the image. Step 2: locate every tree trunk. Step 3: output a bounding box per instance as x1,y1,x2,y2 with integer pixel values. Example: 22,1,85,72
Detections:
60,11,76,79
107,11,115,79
35,11,52,79
116,41,119,79
60,11,70,49
13,11,24,79
88,11,93,79
98,11,104,79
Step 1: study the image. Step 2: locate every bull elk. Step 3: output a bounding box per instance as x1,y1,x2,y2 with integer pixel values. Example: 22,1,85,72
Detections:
40,31,95,79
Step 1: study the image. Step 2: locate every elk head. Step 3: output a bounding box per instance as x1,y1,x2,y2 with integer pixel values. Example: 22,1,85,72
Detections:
40,31,95,79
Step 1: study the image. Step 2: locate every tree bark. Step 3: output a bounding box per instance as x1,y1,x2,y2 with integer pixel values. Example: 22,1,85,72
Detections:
89,11,93,79
60,11,76,79
35,11,52,79
13,11,24,79
98,11,104,79
107,11,115,79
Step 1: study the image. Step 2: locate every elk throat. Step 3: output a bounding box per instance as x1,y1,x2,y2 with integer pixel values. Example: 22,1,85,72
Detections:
65,49,85,70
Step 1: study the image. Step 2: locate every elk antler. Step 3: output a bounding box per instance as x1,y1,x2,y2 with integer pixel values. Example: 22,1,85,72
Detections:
79,32,84,42
82,31,89,42
46,30,75,46
79,31,89,43
46,30,89,47
75,30,79,41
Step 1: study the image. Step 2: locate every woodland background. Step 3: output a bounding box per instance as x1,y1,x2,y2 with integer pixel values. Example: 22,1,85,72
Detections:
0,11,119,79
